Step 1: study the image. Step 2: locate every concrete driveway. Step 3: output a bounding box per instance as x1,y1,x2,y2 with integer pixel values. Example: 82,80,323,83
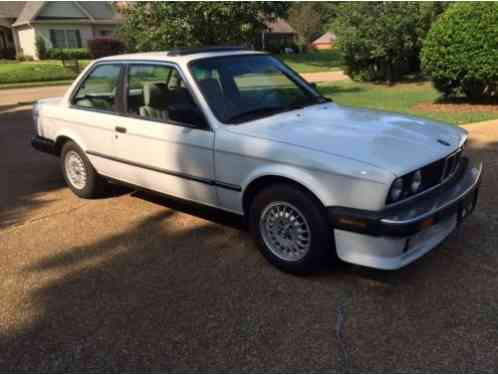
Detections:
1,102,498,371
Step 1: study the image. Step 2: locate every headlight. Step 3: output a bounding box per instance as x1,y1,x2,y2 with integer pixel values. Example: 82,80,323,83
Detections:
389,178,404,202
410,170,422,193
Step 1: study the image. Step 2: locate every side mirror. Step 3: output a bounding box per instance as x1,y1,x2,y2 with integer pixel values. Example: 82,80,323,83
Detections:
309,82,318,90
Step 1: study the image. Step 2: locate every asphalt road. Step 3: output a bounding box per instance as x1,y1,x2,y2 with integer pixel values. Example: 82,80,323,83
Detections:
1,106,498,372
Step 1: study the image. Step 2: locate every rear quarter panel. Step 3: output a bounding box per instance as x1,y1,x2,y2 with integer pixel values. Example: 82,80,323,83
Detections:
38,100,116,176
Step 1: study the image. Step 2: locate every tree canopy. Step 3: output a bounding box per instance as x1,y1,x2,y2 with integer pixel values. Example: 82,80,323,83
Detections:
332,2,448,82
421,2,498,100
117,2,289,52
287,3,323,50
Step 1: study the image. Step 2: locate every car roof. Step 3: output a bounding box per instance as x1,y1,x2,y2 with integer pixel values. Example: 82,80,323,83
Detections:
98,49,267,65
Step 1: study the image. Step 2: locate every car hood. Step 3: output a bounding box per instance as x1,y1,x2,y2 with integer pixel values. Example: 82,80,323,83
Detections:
226,103,467,176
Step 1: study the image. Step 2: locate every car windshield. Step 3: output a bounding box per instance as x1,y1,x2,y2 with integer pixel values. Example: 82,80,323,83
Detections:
190,54,326,124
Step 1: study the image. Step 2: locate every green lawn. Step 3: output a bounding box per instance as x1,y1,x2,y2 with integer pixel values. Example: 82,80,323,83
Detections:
319,80,498,125
0,50,343,86
0,60,91,85
279,50,343,73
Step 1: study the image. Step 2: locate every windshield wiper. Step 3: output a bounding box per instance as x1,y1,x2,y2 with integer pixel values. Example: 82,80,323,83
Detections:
227,106,287,124
286,97,326,111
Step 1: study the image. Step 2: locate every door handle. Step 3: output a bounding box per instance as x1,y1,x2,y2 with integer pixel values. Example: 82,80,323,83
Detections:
115,126,127,133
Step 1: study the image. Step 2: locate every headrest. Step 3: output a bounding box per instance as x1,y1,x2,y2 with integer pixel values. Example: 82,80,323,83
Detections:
143,82,168,108
198,78,223,98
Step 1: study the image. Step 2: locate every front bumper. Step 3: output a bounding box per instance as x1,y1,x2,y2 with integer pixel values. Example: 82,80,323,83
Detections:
328,157,482,269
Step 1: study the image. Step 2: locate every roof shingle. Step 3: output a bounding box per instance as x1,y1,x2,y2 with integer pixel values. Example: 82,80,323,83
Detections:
0,1,26,18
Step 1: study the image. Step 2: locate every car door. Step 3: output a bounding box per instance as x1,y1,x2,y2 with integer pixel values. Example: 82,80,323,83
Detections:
110,62,217,206
69,63,124,177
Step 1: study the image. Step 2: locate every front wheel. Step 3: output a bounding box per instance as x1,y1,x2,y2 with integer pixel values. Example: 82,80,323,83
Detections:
249,184,334,274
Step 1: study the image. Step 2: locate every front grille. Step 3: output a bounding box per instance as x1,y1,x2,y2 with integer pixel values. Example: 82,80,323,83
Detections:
422,149,462,191
442,151,461,180
421,158,445,189
386,147,464,206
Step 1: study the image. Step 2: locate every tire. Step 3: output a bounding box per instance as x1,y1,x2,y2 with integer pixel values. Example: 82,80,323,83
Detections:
249,183,334,274
61,141,105,198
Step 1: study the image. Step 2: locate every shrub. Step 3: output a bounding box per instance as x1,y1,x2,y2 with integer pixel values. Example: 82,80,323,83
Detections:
15,53,34,62
333,2,448,83
46,48,90,60
421,3,498,100
87,38,126,59
35,35,47,60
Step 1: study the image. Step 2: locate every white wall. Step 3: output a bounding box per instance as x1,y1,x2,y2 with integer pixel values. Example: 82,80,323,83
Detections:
16,25,36,58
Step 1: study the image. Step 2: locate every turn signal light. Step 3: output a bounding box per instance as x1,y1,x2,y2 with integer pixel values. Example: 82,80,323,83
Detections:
337,217,368,229
419,217,434,231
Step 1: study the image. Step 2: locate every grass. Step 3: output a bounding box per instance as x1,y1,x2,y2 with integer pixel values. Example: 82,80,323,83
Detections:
279,49,343,73
0,60,91,85
319,80,498,125
0,80,73,90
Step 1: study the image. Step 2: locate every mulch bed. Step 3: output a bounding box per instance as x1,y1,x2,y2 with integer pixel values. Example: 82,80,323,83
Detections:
414,99,498,113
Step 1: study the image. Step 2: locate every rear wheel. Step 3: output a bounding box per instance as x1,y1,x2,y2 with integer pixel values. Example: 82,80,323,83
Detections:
61,141,105,198
249,184,334,274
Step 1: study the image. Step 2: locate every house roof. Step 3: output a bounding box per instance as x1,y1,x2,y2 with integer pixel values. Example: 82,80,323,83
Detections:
9,1,120,27
12,2,44,26
265,18,295,34
0,1,26,18
312,31,337,45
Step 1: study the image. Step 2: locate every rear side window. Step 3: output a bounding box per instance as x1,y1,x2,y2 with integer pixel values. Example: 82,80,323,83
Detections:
73,64,122,112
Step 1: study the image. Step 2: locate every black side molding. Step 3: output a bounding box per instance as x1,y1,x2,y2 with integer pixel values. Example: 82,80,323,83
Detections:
87,150,242,192
31,136,57,156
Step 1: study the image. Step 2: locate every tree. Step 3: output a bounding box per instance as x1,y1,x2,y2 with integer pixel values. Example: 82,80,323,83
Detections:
312,2,339,33
421,3,498,100
117,2,289,52
287,3,322,51
332,2,448,83
35,35,47,60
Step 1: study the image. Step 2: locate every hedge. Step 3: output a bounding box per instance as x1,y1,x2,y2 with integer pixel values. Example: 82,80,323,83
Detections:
87,38,126,59
421,3,498,100
46,48,90,60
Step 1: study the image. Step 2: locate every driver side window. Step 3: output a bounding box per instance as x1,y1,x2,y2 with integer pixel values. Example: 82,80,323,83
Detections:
73,64,122,112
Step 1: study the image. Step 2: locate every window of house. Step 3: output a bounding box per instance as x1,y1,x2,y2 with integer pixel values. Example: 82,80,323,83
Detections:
99,30,112,37
50,29,82,48
72,64,122,111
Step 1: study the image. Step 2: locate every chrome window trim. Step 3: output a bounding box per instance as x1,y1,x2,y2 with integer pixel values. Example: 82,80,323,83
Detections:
70,59,214,132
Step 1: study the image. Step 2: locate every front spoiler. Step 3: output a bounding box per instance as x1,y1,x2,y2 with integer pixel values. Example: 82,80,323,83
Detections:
328,157,482,237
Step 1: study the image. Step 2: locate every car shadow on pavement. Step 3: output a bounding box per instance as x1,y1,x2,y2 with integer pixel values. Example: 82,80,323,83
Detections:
2,108,498,371
0,108,130,229
1,108,65,228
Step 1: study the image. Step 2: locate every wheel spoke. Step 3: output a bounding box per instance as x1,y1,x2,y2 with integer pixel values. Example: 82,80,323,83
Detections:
259,202,311,262
65,151,87,190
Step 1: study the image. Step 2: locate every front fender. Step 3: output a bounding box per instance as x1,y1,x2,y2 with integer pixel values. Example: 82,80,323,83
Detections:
242,163,390,212
242,164,329,207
